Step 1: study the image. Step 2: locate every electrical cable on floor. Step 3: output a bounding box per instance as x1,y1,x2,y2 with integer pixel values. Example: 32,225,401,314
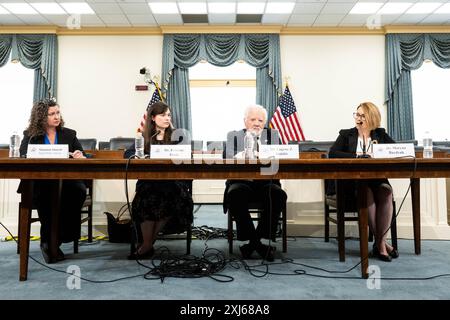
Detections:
139,246,233,283
0,220,146,283
3,218,450,282
3,156,449,282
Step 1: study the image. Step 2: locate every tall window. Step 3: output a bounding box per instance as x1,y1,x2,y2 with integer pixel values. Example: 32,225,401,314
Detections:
0,61,34,144
190,62,256,148
412,62,450,142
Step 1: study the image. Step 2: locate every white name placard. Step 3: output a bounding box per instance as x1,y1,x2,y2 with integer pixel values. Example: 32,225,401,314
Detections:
259,144,299,159
372,143,415,158
27,144,69,159
192,153,223,160
150,145,192,159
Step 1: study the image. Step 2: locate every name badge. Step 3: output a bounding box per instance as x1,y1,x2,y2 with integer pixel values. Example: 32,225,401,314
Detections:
27,144,69,159
150,145,192,159
259,144,299,159
372,143,415,158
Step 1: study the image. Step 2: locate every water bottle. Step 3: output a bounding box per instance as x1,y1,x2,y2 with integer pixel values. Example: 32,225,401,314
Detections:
244,131,255,159
9,132,20,158
422,131,433,159
135,131,144,158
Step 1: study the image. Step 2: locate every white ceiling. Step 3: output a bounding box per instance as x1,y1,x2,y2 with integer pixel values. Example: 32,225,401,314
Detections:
1,0,450,27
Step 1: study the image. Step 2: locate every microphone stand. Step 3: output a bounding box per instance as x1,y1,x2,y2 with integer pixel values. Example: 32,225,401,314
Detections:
146,130,161,158
358,135,371,158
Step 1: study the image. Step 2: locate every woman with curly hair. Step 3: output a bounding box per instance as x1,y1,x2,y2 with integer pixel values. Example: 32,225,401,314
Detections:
19,99,87,264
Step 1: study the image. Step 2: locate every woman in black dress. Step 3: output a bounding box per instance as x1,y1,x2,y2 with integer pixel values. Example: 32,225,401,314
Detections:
125,101,193,258
329,102,399,262
19,99,86,263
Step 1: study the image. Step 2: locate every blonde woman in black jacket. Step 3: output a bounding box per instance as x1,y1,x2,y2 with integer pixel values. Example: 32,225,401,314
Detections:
329,102,398,262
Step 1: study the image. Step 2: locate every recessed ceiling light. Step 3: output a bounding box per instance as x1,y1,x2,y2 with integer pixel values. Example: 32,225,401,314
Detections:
178,2,207,14
377,3,413,15
435,3,450,14
237,2,266,14
349,3,384,14
406,3,443,14
148,2,179,14
60,3,94,15
31,3,66,15
1,3,38,14
208,2,236,14
265,2,295,14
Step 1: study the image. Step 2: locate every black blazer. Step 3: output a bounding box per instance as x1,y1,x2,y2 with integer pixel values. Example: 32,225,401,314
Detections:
223,128,282,213
19,127,84,158
326,127,395,195
329,127,395,159
17,127,84,194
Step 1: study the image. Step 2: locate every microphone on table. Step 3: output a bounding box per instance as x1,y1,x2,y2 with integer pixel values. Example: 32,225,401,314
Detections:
358,135,371,158
150,130,161,140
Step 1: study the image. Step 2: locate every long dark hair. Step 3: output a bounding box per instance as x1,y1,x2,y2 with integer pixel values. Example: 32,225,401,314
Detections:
26,99,65,137
144,101,173,153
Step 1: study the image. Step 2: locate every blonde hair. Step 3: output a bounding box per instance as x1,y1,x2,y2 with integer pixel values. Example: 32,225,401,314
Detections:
357,102,381,131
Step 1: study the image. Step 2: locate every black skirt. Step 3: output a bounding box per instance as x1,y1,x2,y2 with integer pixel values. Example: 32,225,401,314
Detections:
131,180,193,234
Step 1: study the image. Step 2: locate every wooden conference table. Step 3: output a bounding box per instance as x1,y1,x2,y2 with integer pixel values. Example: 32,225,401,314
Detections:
0,152,449,280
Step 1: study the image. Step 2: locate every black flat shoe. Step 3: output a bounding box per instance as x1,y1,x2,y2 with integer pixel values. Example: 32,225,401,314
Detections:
239,244,254,259
377,253,392,262
255,243,275,262
128,247,154,260
372,244,379,257
388,248,399,259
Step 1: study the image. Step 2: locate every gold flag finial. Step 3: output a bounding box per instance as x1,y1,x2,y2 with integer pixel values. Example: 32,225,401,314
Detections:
283,76,291,88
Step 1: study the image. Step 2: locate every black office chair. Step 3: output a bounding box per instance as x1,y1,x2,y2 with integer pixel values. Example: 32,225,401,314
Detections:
129,181,193,256
98,141,110,150
324,179,398,262
109,137,134,151
433,141,450,147
206,141,226,152
191,140,204,152
433,141,450,152
226,201,288,254
297,141,335,152
78,138,97,151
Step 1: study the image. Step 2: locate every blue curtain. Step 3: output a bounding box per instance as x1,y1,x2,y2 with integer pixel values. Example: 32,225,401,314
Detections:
0,34,57,102
385,34,450,140
162,34,282,131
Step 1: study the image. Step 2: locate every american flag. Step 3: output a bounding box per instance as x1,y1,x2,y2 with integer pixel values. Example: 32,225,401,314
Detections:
269,87,305,144
138,86,162,132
